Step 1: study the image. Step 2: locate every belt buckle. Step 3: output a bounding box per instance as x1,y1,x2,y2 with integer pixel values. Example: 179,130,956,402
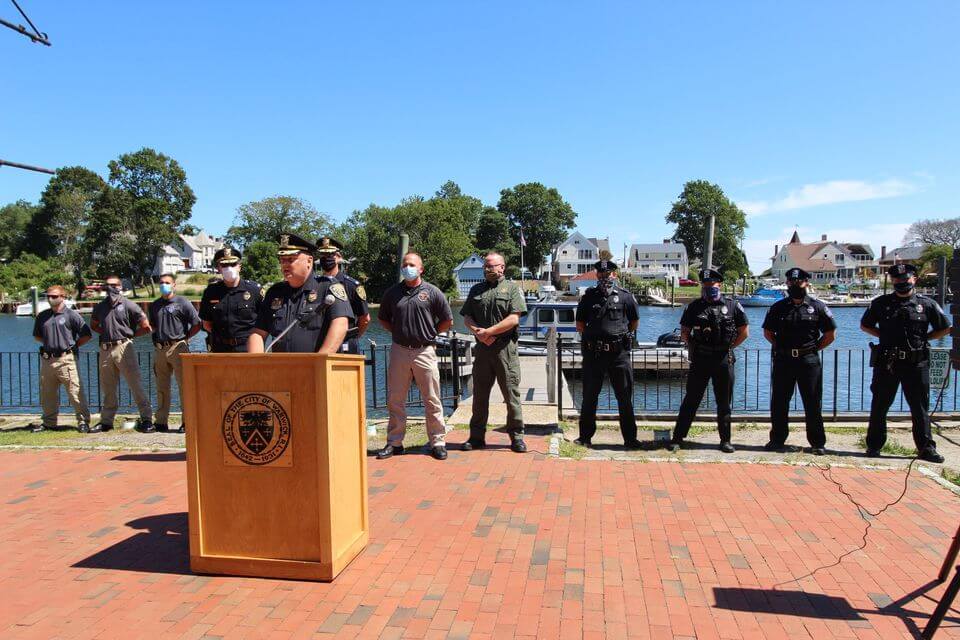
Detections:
41,352,50,360
791,348,799,358
899,350,907,360
602,343,609,352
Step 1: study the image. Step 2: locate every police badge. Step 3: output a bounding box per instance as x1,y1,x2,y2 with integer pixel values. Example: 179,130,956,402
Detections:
330,283,348,301
271,298,282,310
243,291,251,300
721,306,728,314
308,290,318,302
356,285,367,301
917,304,923,313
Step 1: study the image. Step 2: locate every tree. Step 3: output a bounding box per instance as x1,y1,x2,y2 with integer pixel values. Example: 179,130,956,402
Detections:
496,183,577,273
666,180,749,277
474,207,518,268
917,243,953,278
242,240,283,287
23,167,106,267
83,187,139,283
903,217,960,248
0,253,68,301
226,196,336,248
0,200,39,261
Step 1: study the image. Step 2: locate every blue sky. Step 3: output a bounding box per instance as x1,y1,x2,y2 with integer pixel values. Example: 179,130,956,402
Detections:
2,1,958,272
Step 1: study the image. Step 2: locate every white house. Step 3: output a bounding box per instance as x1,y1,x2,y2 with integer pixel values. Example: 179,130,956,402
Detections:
451,254,485,299
625,240,688,280
550,232,610,286
152,230,225,275
154,244,184,275
770,232,878,283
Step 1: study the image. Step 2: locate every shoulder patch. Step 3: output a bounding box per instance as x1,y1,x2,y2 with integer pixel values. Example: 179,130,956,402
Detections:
330,283,348,301
356,285,367,301
735,302,745,312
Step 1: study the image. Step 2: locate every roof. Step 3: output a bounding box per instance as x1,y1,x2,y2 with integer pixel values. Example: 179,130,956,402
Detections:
570,270,618,281
452,254,483,272
588,237,610,256
841,243,873,256
789,230,801,244
880,245,926,263
630,243,687,256
778,243,838,274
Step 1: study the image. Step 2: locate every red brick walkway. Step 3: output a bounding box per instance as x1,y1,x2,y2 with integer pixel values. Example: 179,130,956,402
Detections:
2,434,960,639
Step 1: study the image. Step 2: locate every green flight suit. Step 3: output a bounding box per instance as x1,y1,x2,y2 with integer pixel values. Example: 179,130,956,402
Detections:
460,278,527,440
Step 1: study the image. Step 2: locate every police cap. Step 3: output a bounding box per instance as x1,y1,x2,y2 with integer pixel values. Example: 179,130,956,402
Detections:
277,233,316,257
593,259,618,273
888,263,917,277
699,268,723,282
315,237,344,255
785,267,811,281
213,246,241,266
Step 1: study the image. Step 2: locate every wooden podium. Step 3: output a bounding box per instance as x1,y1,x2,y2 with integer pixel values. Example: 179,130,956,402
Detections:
180,353,368,581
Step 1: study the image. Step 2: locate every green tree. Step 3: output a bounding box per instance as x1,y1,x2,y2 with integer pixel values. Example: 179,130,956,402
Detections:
0,253,68,300
666,180,749,277
474,207,518,268
0,200,39,261
496,183,577,273
916,244,953,286
243,240,283,287
83,187,139,283
226,196,336,248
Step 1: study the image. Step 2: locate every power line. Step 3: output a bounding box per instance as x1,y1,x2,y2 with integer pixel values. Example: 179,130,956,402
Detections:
1,0,50,46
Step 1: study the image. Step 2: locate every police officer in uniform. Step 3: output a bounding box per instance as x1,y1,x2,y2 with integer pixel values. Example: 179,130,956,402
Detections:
668,268,748,453
461,252,528,453
860,263,950,463
574,256,641,449
761,268,836,454
247,233,355,354
315,236,370,354
200,247,262,352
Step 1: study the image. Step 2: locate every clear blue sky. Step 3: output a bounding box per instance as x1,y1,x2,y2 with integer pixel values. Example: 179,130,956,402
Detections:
3,1,958,272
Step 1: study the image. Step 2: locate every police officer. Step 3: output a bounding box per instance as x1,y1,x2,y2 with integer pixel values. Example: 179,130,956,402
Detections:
149,273,201,433
668,268,748,453
32,285,92,432
200,247,262,352
314,236,370,354
860,263,950,463
461,252,528,453
247,233,355,354
574,256,641,449
761,268,836,454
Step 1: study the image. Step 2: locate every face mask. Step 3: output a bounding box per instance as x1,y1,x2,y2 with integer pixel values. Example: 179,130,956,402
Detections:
598,277,613,294
220,266,239,283
894,281,914,293
484,269,502,283
319,256,338,272
159,283,174,296
703,285,721,301
787,284,805,299
401,265,420,281
107,285,122,301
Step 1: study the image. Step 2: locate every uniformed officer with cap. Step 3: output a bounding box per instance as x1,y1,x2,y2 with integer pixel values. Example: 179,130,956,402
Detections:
668,268,748,453
247,233,355,354
761,267,836,454
860,263,950,462
200,247,262,352
574,255,642,449
315,236,370,354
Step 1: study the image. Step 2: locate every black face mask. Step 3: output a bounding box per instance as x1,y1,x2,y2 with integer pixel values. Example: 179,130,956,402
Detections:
787,284,806,299
598,278,613,295
106,285,122,302
319,256,338,271
894,281,914,293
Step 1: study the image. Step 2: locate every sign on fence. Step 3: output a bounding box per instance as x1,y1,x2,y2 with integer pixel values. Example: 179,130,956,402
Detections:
930,348,951,389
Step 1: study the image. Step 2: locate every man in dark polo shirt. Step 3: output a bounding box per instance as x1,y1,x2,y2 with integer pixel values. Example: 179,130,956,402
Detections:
376,252,453,460
32,285,93,432
149,273,201,433
247,233,354,354
90,275,153,432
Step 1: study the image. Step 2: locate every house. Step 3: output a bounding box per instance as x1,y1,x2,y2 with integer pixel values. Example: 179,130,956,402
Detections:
154,244,183,275
152,230,225,275
878,244,926,268
769,232,878,283
625,239,688,280
566,270,618,295
451,254,484,299
550,232,611,287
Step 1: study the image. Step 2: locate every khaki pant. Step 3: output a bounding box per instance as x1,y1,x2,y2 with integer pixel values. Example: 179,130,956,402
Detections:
40,353,90,427
99,341,151,425
387,344,447,447
154,341,188,425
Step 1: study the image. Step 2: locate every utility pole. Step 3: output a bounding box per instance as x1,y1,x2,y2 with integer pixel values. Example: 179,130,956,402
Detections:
396,233,409,283
0,159,54,174
703,212,716,271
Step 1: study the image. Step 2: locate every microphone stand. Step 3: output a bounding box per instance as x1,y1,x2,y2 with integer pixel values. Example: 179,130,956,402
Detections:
265,305,332,353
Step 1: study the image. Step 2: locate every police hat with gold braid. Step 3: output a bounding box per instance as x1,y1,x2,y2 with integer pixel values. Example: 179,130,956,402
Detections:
592,250,618,273
214,246,241,266
276,232,316,257
315,236,344,255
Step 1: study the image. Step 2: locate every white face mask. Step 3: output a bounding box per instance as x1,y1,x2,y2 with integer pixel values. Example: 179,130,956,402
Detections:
221,266,240,283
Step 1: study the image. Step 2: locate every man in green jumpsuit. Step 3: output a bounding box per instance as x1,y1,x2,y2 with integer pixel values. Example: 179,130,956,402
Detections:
461,252,528,453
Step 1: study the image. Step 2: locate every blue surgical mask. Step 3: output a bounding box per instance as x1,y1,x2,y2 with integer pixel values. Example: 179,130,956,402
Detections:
160,283,174,295
401,265,420,281
703,285,721,301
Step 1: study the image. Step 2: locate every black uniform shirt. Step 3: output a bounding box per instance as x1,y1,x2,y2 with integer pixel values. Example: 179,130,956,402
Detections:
380,280,452,347
575,285,639,339
680,296,748,348
861,293,950,350
149,295,201,343
255,277,354,353
335,270,369,321
762,295,836,350
33,307,91,352
200,279,262,344
91,297,146,342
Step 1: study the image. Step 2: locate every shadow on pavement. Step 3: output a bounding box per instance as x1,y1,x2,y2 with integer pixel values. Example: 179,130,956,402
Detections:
111,452,186,462
73,512,191,575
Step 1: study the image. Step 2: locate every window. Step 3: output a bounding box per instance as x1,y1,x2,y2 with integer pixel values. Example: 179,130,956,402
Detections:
645,253,649,259
557,309,575,323
537,309,554,323
566,264,572,270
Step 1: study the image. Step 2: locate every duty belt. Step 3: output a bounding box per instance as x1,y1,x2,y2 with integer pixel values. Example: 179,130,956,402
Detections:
100,338,131,349
776,345,818,358
40,349,72,359
154,339,184,348
584,335,628,352
215,336,246,346
882,347,928,364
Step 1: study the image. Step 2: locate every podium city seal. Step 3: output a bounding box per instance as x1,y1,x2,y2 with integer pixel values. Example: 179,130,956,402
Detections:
222,393,291,465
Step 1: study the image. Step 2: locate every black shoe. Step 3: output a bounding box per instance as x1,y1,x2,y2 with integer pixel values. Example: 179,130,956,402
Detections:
810,447,826,456
623,439,643,450
865,448,881,458
430,446,448,460
176,425,185,434
78,423,90,434
376,444,404,459
719,442,735,454
666,440,683,452
154,423,169,433
136,420,155,434
462,439,485,451
30,424,46,433
573,438,592,448
510,438,527,453
919,449,945,464
764,441,784,452
97,423,112,432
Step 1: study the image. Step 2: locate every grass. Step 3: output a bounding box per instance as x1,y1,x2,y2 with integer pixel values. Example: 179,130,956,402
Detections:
856,435,917,457
0,428,87,446
942,468,960,488
558,438,588,460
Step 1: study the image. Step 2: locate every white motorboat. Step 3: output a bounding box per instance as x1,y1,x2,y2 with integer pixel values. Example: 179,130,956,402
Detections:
15,294,77,317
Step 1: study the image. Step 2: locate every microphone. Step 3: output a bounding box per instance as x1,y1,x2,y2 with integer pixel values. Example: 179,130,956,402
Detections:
298,294,336,324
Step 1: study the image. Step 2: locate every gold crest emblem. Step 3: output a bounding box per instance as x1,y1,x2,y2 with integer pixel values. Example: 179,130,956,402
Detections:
222,392,291,466
307,290,318,302
224,248,232,258
243,291,251,300
271,297,282,310
330,283,348,301
280,234,290,246
356,285,367,301
320,237,330,248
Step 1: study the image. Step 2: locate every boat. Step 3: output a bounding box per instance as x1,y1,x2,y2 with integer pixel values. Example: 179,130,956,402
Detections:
15,294,77,316
518,300,581,340
737,285,787,307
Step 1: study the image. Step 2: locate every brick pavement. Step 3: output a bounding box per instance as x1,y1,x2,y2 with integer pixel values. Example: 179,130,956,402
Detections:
2,432,960,639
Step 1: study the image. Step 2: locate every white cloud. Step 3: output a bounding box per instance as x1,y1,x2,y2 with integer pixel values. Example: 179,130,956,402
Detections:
741,179,918,217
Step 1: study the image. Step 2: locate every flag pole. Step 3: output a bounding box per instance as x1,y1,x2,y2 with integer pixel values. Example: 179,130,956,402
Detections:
520,226,526,290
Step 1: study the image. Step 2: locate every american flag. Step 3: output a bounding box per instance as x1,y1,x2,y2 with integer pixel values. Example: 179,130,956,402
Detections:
519,227,527,247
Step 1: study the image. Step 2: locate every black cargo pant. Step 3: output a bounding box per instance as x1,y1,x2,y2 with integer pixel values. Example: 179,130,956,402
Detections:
769,352,826,448
867,361,937,453
578,346,637,443
672,349,734,443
